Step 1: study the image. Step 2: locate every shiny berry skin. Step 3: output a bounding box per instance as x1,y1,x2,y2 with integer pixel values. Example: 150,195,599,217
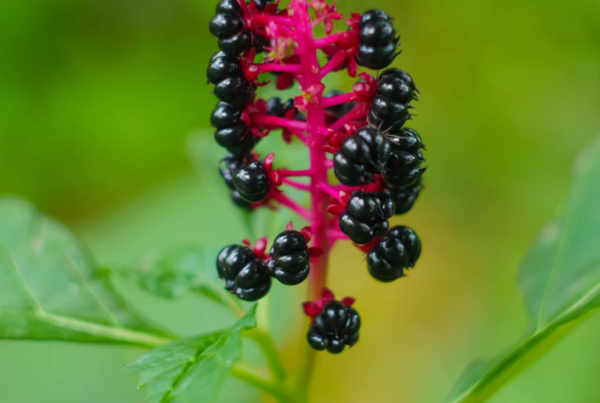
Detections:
233,161,270,202
211,101,244,129
386,178,422,215
267,230,310,285
367,225,422,282
207,51,242,85
307,301,361,354
209,1,260,54
339,191,394,244
381,128,426,187
214,122,255,156
254,0,274,10
207,52,253,107
219,153,247,190
368,68,417,132
217,245,271,300
356,10,399,70
267,97,296,118
333,126,391,186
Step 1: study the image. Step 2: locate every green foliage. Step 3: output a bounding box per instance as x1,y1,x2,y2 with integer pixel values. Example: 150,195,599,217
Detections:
118,245,243,314
124,306,257,403
445,137,600,403
0,197,171,347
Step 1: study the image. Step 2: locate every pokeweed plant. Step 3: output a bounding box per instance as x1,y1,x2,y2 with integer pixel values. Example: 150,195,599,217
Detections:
1,1,600,403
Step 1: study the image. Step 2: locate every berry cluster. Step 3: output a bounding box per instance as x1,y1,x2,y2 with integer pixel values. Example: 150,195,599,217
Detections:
207,0,427,354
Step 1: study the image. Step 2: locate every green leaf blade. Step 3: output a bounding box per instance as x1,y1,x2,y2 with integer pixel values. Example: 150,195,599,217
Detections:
125,305,257,403
444,137,600,403
0,197,169,346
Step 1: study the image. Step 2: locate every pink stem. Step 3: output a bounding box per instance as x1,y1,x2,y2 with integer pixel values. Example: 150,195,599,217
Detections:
282,178,312,191
293,0,330,303
329,104,367,131
324,159,334,169
317,182,340,199
318,50,349,79
279,169,314,177
313,32,346,48
252,114,308,131
321,91,358,108
328,230,349,241
249,15,295,26
256,63,303,74
271,192,313,221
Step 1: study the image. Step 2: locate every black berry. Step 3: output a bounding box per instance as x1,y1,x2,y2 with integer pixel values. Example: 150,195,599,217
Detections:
386,178,422,215
368,68,418,132
367,225,422,282
267,97,296,118
307,301,361,354
333,126,391,186
209,0,260,54
381,128,426,187
211,101,244,129
357,10,399,70
267,230,310,285
339,191,394,244
233,160,271,203
254,0,274,10
217,245,271,300
207,52,253,107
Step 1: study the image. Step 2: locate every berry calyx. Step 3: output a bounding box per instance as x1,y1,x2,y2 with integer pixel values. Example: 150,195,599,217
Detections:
367,225,422,282
267,230,311,285
217,244,272,300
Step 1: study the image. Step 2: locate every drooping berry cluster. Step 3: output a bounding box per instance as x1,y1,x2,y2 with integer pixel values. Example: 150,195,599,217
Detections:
207,0,428,354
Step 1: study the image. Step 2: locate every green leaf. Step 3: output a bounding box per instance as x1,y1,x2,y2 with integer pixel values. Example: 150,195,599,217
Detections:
119,245,242,312
445,137,600,403
0,197,171,347
125,305,257,403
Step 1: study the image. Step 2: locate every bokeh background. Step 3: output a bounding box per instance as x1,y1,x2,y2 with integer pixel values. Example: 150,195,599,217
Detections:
1,0,600,402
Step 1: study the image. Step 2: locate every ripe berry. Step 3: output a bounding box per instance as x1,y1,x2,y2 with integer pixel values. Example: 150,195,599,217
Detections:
367,225,422,282
217,244,271,300
207,52,253,107
267,97,296,118
368,68,417,132
339,191,394,244
386,178,422,215
209,0,260,54
211,101,244,129
267,230,310,285
334,126,391,186
307,301,361,353
233,160,271,202
254,0,274,10
214,121,256,156
357,10,399,70
219,154,253,210
381,128,426,187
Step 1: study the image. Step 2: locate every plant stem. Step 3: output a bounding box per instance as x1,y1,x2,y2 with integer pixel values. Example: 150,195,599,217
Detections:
246,328,287,383
230,362,297,403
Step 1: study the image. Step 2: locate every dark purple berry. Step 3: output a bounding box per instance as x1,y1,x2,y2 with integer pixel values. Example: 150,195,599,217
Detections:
211,101,244,129
209,0,264,53
214,74,253,107
368,68,417,132
333,126,391,186
357,10,400,70
339,191,394,244
254,0,274,10
216,0,243,16
217,245,271,300
307,301,361,354
267,97,296,118
214,123,256,156
367,225,422,282
381,128,426,187
233,161,270,203
267,230,310,285
386,178,423,215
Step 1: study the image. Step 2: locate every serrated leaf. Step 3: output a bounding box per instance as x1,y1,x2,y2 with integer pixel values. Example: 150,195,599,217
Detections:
119,245,242,312
0,197,170,347
445,137,600,403
125,305,257,403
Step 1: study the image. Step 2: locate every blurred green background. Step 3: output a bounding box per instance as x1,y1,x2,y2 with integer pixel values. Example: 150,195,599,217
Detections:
1,0,600,402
